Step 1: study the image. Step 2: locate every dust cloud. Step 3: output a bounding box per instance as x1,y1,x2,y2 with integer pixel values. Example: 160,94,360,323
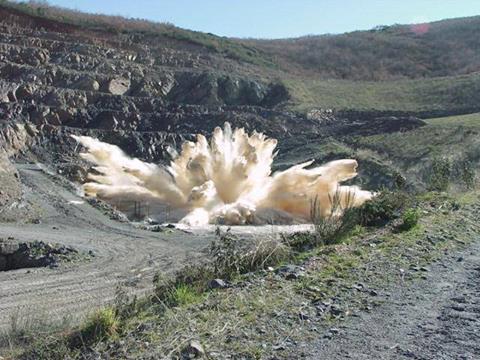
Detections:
72,123,373,225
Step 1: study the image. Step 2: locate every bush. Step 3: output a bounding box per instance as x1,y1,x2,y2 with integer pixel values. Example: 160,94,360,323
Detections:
427,157,452,191
310,189,360,245
80,307,119,344
358,189,409,227
210,228,244,280
398,208,420,232
458,159,476,190
282,231,315,251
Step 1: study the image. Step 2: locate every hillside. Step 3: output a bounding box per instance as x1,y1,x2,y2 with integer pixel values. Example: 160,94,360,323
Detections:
1,1,480,115
246,16,480,80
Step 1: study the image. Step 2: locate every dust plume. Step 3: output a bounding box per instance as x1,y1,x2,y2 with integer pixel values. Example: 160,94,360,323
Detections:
72,123,373,225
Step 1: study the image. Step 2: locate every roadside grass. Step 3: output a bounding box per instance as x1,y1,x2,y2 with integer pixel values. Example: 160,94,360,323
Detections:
78,307,119,344
0,309,74,358
7,188,479,359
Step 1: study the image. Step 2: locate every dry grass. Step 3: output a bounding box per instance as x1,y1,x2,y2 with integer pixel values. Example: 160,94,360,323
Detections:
310,189,360,245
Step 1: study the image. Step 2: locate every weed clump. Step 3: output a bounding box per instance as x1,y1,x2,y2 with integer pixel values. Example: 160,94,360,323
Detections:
153,228,290,308
398,208,421,232
153,272,203,309
310,189,360,245
80,307,119,344
458,159,476,190
211,228,290,278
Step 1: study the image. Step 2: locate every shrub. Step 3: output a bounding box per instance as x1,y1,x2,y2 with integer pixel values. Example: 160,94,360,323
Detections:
152,229,290,308
458,159,476,190
80,307,119,344
282,231,315,251
358,189,409,227
242,236,291,272
210,228,290,279
310,189,360,245
427,157,452,191
153,272,176,306
398,208,420,232
210,228,244,279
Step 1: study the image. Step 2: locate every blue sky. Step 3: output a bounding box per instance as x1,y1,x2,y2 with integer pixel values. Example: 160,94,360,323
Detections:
44,0,480,38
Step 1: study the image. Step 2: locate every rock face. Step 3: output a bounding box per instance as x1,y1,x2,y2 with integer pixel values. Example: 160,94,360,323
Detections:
0,239,82,271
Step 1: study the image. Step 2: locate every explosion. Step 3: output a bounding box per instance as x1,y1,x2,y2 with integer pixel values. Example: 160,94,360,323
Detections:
72,123,373,226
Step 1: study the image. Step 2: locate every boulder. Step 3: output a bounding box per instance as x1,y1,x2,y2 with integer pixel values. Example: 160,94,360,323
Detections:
24,48,50,66
95,111,120,130
24,123,38,137
0,92,8,103
106,78,130,95
182,340,205,358
15,84,36,100
0,240,19,255
56,107,76,124
7,90,17,102
75,76,100,91
29,107,50,125
208,278,229,289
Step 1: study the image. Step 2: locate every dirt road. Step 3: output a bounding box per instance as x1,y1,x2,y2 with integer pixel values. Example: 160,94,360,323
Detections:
0,163,215,330
304,232,480,359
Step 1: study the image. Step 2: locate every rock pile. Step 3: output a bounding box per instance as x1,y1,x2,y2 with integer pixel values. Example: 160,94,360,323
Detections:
0,238,88,271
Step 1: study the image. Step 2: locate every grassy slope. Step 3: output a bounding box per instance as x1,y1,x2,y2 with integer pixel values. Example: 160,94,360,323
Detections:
352,113,480,188
351,112,480,166
284,72,480,113
274,112,480,190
